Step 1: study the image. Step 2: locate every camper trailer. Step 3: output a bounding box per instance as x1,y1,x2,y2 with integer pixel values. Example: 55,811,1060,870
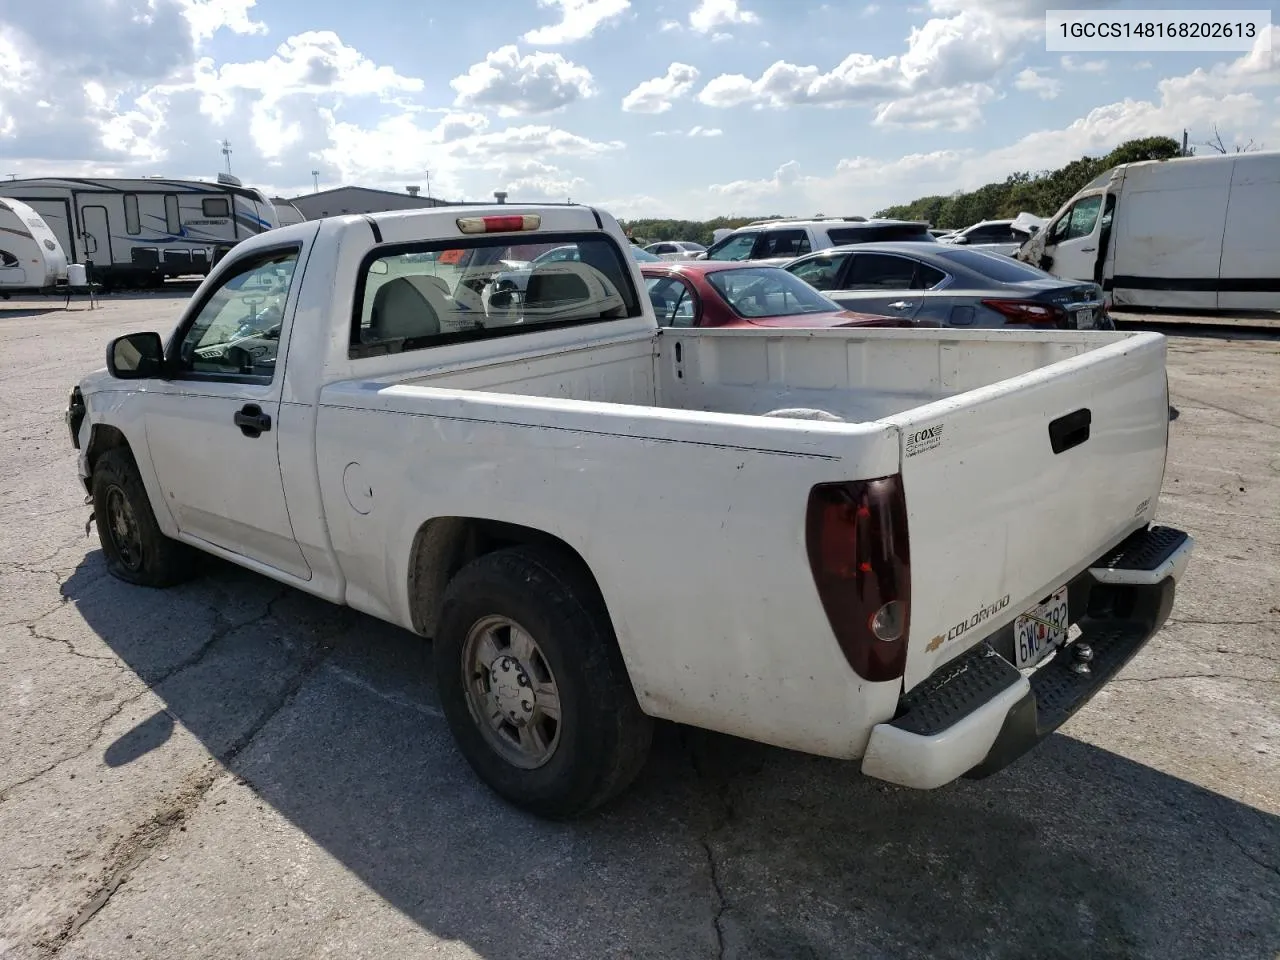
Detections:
0,197,69,295
1018,151,1280,311
0,174,283,290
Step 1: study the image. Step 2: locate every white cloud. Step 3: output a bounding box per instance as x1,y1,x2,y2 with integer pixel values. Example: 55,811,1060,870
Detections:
696,7,1030,112
709,159,801,198
681,27,1278,219
1061,56,1107,73
495,159,586,201
320,116,622,201
181,0,267,42
872,82,996,130
451,45,595,117
659,19,681,31
862,3,880,14
522,0,630,44
689,0,758,33
215,32,424,98
651,126,723,137
1014,67,1061,99
621,62,699,113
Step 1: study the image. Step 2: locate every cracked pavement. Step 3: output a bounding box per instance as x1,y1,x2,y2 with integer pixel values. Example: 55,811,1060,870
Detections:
1,294,1277,960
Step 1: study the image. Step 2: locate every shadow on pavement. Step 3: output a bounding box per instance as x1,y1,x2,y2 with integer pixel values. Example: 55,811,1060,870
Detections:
62,551,1280,960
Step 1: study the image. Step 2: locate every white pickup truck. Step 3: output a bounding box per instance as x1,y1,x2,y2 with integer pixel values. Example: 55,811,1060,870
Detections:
65,204,1193,818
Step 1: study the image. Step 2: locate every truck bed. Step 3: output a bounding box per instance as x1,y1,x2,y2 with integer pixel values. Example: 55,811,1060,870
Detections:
377,325,1140,422
316,325,1169,755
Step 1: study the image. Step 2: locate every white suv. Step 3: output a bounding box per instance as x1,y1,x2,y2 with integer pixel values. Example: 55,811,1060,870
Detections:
702,217,935,265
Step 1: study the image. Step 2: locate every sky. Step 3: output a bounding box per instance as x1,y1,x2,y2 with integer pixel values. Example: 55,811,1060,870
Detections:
0,0,1276,219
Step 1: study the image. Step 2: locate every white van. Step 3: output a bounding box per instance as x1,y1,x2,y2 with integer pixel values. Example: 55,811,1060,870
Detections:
0,197,69,294
1017,151,1280,311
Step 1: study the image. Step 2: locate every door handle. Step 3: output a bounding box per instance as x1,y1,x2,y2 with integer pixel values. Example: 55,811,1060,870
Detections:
234,403,272,438
889,301,914,310
1049,408,1091,454
1080,247,1096,252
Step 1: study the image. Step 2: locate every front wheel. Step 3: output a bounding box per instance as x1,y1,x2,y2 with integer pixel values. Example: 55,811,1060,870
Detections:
91,447,198,587
434,545,653,819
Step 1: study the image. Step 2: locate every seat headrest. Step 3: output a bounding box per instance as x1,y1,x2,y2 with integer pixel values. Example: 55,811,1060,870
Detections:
370,277,441,342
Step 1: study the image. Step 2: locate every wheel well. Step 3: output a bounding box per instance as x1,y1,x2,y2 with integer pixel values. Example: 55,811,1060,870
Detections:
407,518,605,638
84,425,131,489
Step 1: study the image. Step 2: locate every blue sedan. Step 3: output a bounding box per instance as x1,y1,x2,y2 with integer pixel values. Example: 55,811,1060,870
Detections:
784,241,1113,329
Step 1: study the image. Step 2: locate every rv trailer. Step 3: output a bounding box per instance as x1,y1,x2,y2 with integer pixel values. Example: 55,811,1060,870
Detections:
0,198,69,295
0,173,283,289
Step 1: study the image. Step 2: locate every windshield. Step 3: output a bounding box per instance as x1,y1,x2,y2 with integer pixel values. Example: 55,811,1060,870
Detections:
353,235,640,357
933,247,1053,282
704,232,758,261
706,267,840,318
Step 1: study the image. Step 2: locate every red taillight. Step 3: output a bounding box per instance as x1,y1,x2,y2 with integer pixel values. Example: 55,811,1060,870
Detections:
805,476,911,683
981,298,1066,327
456,214,542,234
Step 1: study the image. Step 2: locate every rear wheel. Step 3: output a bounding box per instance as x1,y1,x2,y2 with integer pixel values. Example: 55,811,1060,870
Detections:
434,545,653,819
91,447,198,587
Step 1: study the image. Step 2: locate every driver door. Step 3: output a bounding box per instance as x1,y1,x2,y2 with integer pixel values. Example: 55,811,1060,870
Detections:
141,244,311,579
1042,192,1106,281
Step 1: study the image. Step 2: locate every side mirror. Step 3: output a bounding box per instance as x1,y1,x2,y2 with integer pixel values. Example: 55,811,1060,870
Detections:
369,260,389,275
950,235,969,245
106,332,165,379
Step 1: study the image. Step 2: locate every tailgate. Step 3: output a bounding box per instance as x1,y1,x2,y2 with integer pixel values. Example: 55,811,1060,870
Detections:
884,333,1170,690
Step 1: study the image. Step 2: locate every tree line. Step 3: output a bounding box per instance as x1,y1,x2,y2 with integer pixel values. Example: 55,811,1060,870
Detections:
873,136,1188,228
619,215,786,248
620,134,1220,242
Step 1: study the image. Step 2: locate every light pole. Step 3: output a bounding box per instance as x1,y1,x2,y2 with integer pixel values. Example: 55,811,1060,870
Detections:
425,170,432,200
220,139,232,175
311,170,319,193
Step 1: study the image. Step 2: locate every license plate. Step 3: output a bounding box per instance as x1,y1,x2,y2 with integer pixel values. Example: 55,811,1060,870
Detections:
1075,309,1095,329
1014,586,1069,669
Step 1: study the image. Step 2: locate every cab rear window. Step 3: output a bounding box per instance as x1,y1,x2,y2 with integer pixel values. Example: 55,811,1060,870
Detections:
351,234,641,358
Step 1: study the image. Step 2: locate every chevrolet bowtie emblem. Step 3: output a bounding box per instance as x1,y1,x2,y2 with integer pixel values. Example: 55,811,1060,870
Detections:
926,634,944,653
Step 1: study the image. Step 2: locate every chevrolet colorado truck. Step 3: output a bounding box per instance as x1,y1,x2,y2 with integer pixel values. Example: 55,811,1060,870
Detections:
65,204,1193,818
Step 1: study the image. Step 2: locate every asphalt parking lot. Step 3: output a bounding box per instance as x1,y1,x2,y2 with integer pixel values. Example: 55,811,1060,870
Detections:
1,292,1276,960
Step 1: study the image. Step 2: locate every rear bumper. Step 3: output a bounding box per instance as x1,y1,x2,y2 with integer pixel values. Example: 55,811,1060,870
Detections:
861,525,1192,790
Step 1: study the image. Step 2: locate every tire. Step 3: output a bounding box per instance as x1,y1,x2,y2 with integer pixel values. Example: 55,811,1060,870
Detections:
434,545,653,819
91,447,198,588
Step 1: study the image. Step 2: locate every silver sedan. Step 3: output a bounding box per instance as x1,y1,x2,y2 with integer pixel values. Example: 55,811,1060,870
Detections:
784,241,1113,329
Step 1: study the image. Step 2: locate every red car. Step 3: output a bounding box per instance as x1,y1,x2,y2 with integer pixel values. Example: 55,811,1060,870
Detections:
639,261,906,329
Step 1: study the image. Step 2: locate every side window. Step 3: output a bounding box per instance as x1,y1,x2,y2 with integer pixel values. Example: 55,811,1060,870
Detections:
705,232,758,261
755,230,807,259
912,262,947,289
1055,195,1103,242
789,253,848,291
164,194,181,234
670,280,697,327
845,254,918,290
1100,194,1115,233
203,197,231,218
0,249,17,267
175,249,299,378
645,276,696,326
124,194,141,235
